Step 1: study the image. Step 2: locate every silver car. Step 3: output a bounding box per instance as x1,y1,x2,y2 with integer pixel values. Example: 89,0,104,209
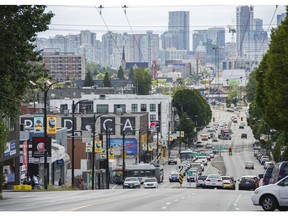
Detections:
205,174,223,189
143,177,158,189
123,177,141,189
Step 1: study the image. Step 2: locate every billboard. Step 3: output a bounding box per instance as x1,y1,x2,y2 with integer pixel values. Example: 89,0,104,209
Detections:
3,140,16,158
32,137,52,158
109,138,137,157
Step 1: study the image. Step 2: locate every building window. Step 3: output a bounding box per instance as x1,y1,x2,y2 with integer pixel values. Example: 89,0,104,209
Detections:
114,104,126,113
97,104,108,113
131,104,137,112
150,114,156,122
150,104,156,112
141,104,147,112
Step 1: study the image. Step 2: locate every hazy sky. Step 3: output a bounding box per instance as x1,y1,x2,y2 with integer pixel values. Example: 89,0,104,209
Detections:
7,0,288,41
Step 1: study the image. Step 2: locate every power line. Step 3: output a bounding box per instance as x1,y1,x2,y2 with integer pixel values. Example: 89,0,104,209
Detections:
121,5,145,63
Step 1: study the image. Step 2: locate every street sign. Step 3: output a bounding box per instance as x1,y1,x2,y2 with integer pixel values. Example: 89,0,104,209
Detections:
186,170,193,176
179,173,184,186
176,165,184,173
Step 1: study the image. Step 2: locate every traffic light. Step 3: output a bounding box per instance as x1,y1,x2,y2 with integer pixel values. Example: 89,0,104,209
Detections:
180,131,184,138
228,147,232,156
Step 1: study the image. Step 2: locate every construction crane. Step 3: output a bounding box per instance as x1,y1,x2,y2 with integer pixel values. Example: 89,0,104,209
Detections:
227,24,236,43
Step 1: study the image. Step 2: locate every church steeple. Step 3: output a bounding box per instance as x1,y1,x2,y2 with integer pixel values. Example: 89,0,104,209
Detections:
121,46,126,70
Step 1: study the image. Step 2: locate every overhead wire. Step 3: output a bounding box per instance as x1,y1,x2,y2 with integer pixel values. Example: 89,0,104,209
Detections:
121,5,146,63
93,5,122,61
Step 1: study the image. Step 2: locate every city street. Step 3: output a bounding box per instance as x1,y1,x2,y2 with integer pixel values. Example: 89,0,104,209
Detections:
0,107,267,211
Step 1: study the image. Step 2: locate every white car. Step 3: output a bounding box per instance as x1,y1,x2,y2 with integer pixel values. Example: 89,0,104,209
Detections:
143,177,158,189
251,175,288,211
205,174,223,189
197,156,208,166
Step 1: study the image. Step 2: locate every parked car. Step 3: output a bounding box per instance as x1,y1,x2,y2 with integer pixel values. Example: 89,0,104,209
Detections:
169,171,179,182
260,156,270,165
196,175,207,188
168,155,178,165
260,166,274,186
222,176,236,190
245,161,255,169
264,161,274,170
269,160,288,184
143,177,158,189
205,174,223,189
123,177,141,189
238,176,258,190
241,133,247,138
251,175,288,211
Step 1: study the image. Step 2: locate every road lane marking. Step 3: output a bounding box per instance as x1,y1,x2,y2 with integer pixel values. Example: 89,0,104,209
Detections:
62,191,149,211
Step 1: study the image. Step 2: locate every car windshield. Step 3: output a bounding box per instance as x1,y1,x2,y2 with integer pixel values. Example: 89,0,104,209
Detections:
171,174,178,177
145,178,157,183
198,176,207,180
125,177,139,182
169,155,177,159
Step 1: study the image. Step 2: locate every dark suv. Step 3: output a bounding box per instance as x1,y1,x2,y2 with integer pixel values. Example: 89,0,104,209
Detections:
261,166,274,186
269,160,288,184
168,155,178,165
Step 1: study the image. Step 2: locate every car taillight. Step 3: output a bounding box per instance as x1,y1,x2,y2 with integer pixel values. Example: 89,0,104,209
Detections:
279,170,283,178
196,179,198,183
206,179,211,182
217,179,222,182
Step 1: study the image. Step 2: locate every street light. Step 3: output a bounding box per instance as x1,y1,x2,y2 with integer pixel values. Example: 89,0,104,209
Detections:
71,99,88,188
92,114,103,190
122,130,126,182
105,123,112,189
43,81,58,190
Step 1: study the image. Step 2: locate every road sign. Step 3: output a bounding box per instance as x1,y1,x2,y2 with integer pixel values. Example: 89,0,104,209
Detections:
176,165,184,173
186,170,193,176
179,173,184,186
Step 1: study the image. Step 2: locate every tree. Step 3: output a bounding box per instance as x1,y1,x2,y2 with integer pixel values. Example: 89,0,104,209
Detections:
0,5,53,197
83,70,94,87
172,88,211,127
133,68,152,95
175,112,196,148
103,72,112,87
117,66,124,80
128,67,134,80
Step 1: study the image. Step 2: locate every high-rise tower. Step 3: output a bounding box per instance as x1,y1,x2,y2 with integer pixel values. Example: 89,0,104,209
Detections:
168,11,190,51
236,5,254,57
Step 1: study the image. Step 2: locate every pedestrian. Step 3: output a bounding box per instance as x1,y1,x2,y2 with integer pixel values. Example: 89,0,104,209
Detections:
58,178,62,186
78,175,83,190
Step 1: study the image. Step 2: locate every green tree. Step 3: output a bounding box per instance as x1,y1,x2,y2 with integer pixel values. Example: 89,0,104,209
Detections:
246,70,257,103
172,88,211,127
117,66,124,80
175,112,196,148
133,68,152,95
83,70,94,87
128,67,134,80
0,5,53,197
256,8,288,132
103,72,112,87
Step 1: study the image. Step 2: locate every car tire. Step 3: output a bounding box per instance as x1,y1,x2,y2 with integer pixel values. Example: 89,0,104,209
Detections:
260,195,278,211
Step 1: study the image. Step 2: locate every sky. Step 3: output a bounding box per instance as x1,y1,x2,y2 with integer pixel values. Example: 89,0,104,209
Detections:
4,0,287,42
